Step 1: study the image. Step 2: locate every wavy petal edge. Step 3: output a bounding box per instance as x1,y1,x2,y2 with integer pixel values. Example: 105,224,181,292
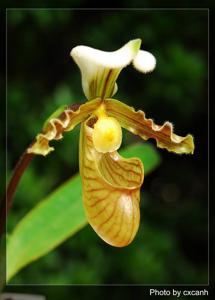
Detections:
105,99,195,155
27,98,102,156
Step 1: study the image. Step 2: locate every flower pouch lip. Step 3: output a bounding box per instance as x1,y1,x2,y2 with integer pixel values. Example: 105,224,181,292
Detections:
26,39,194,247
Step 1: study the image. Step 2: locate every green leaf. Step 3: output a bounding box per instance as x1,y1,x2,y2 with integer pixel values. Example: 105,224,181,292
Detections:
0,235,6,291
7,143,161,282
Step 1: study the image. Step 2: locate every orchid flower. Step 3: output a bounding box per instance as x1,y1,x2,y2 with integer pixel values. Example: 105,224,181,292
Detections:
27,39,194,247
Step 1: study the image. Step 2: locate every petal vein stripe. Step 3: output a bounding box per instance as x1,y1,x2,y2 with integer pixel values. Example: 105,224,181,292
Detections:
105,99,194,154
79,121,144,247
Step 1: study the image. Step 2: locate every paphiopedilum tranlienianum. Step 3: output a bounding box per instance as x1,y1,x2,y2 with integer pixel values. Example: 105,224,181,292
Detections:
27,39,194,247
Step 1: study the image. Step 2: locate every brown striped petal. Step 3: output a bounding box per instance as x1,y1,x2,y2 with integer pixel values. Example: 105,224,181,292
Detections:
105,99,194,154
79,120,144,247
27,98,102,156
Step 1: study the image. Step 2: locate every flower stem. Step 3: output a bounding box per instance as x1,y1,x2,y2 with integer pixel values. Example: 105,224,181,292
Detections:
0,148,35,236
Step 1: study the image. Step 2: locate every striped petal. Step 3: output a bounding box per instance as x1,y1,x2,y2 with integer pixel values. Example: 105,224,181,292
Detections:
27,98,102,156
70,39,141,100
105,99,194,154
79,120,144,247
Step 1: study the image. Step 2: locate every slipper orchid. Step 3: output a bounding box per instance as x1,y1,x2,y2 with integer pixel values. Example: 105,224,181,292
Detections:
27,39,194,247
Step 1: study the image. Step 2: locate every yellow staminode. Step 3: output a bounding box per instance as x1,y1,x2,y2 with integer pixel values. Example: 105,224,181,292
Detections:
92,116,122,153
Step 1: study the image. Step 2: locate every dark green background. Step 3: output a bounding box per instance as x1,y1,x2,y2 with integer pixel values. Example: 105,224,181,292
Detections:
6,8,208,288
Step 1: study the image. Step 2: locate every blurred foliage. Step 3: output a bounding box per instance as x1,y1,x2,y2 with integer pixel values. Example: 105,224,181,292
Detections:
5,8,208,287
